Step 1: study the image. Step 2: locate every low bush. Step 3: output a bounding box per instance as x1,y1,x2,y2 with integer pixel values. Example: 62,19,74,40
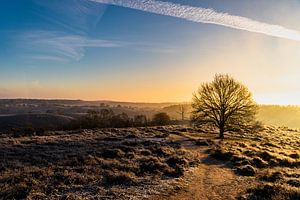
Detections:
287,179,300,188
252,157,268,168
101,149,125,159
103,171,138,186
246,184,300,200
166,156,188,168
210,148,233,161
237,165,256,176
259,171,283,183
138,157,170,175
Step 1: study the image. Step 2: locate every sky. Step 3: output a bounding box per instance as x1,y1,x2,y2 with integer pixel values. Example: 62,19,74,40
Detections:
1,0,300,104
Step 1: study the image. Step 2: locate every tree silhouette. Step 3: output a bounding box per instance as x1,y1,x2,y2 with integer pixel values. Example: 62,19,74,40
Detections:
192,74,257,138
152,112,171,126
176,104,188,120
134,115,148,126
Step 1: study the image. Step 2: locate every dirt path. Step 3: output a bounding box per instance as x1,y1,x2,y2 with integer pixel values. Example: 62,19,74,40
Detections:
155,134,255,200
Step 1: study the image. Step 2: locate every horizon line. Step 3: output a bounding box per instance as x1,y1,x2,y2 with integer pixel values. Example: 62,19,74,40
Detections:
0,98,299,106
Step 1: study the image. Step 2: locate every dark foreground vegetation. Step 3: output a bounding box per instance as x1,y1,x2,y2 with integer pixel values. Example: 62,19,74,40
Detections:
0,126,199,200
0,124,299,199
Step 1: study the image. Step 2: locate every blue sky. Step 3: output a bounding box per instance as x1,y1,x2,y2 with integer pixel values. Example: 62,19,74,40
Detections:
1,0,300,104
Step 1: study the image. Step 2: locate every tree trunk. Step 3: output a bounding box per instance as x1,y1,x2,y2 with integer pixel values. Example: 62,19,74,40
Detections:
219,126,224,139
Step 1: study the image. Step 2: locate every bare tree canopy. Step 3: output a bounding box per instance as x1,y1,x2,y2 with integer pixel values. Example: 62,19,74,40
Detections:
192,74,258,138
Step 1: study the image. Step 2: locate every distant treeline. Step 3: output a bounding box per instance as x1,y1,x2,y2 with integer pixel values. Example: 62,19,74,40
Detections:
4,109,188,137
64,109,176,130
5,104,300,137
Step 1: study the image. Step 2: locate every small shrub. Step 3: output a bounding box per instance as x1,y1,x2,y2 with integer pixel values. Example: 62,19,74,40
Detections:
101,149,125,159
287,179,300,188
156,132,170,138
151,146,175,157
252,157,268,168
125,152,135,159
166,156,188,168
168,164,185,177
24,127,36,136
151,113,171,126
61,193,84,200
289,153,300,159
237,165,256,176
2,182,30,199
231,155,249,163
246,184,300,200
103,171,137,186
234,159,252,167
138,157,170,175
278,158,296,167
140,149,152,156
259,171,283,183
257,151,276,161
210,148,233,161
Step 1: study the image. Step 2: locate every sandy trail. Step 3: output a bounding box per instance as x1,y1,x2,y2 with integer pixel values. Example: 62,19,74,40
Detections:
155,134,255,200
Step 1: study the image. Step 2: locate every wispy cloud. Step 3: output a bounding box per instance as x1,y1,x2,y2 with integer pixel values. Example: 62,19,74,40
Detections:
18,31,126,61
28,55,69,62
33,0,107,34
16,30,177,62
90,0,300,41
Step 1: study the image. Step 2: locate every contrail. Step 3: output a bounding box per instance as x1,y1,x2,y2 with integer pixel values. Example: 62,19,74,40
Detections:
89,0,300,41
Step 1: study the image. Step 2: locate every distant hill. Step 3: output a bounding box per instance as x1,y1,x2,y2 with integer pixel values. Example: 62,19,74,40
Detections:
1,99,300,129
0,99,176,132
0,99,176,108
0,114,74,131
257,105,300,129
162,104,300,129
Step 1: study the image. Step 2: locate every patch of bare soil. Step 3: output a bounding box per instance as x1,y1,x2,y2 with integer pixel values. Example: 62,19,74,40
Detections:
155,133,256,200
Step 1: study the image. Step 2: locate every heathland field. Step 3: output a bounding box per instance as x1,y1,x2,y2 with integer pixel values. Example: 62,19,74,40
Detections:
0,125,299,199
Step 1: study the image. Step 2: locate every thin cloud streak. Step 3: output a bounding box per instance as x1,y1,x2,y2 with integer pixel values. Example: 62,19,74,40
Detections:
17,30,177,62
33,0,107,34
90,0,300,41
19,31,126,61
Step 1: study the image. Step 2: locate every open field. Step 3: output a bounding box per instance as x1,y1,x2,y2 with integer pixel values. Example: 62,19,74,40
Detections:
0,126,200,199
1,125,298,199
196,126,300,200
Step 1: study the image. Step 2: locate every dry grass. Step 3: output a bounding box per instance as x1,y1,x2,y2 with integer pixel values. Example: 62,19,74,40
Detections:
205,126,300,200
0,127,199,200
1,125,299,199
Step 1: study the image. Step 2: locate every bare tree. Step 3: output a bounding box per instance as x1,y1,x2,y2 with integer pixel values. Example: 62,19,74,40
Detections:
176,104,188,120
192,74,257,138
